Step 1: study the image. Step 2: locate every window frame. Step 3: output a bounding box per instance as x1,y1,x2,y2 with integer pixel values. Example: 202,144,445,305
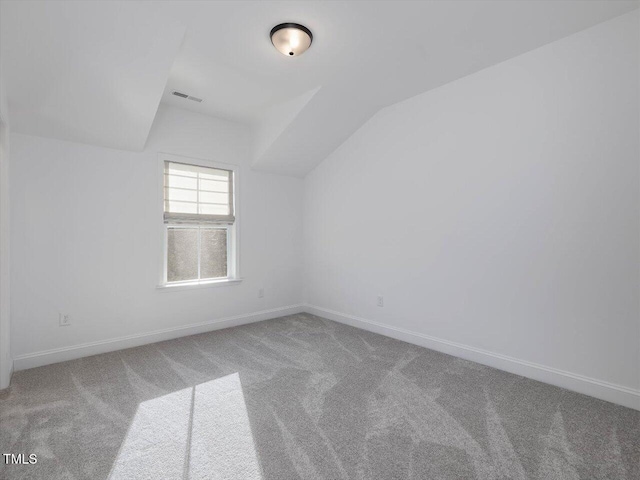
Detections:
157,153,241,289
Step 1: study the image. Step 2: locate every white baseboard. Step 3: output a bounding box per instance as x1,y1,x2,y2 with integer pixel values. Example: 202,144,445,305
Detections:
11,303,640,411
304,304,640,411
0,358,13,390
13,304,305,371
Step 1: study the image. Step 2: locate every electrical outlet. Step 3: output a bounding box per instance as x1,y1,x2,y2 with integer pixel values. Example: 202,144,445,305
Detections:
258,288,264,298
377,296,384,307
59,313,71,326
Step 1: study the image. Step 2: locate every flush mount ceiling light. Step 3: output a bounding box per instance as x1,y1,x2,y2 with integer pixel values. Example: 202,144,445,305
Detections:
270,23,313,57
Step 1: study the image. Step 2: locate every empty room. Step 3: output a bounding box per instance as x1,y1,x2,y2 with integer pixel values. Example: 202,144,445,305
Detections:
0,0,638,479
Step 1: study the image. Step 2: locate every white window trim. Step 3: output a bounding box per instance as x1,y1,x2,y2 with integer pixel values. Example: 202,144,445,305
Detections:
156,153,242,289
156,278,243,292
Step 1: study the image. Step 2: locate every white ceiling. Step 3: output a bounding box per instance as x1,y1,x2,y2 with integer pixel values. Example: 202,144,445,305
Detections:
1,0,638,174
0,1,185,151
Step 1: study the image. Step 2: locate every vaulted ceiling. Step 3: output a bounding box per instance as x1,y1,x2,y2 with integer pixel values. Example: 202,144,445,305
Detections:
1,0,637,175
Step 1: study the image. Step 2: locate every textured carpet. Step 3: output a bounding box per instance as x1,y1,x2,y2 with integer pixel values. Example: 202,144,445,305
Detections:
0,313,638,479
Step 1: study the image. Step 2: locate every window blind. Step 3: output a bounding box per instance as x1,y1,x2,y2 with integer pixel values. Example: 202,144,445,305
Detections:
163,161,235,224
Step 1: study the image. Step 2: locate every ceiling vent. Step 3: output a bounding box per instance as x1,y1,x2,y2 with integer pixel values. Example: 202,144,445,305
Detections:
172,91,203,103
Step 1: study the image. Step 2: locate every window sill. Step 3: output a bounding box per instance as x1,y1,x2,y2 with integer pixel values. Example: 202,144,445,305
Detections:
156,278,243,292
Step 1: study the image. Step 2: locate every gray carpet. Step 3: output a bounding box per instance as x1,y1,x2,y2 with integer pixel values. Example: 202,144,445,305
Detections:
0,313,638,479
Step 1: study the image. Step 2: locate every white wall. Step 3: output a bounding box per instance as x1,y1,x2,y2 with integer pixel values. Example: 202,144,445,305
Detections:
10,105,304,365
0,26,12,387
304,11,639,406
0,119,11,389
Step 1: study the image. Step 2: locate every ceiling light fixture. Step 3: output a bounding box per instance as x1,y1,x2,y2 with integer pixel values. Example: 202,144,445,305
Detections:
270,23,313,57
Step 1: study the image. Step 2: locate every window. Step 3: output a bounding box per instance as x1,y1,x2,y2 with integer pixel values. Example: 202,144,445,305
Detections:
162,158,237,285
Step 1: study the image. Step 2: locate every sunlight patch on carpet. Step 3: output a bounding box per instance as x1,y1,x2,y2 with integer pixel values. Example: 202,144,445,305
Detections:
108,373,262,480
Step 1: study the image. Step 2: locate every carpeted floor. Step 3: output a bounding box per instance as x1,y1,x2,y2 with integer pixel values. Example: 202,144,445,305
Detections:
0,313,638,479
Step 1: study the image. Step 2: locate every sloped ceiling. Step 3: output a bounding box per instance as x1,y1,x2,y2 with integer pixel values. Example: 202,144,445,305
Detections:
0,1,185,151
1,1,637,173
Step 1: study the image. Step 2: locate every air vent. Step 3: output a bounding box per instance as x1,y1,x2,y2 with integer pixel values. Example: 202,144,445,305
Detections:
172,91,203,103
